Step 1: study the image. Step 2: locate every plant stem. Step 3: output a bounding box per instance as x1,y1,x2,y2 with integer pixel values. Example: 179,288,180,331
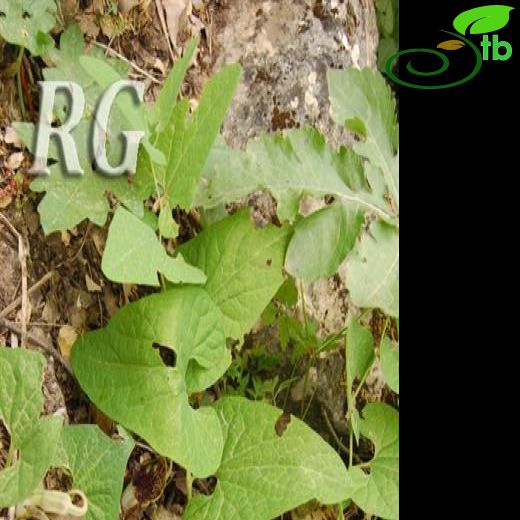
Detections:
299,280,309,332
345,331,354,468
186,471,193,501
16,46,27,121
349,427,353,468
300,354,313,416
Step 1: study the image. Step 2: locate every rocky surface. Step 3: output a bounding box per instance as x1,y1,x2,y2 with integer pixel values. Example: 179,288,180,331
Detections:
207,0,381,434
212,0,378,148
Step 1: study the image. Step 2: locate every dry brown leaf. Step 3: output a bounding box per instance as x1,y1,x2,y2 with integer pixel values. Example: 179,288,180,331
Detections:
162,0,192,46
60,230,71,246
91,405,114,435
291,504,338,520
103,286,119,318
91,228,105,256
85,274,102,293
77,13,100,38
437,39,466,51
0,194,12,210
57,325,78,360
119,0,141,14
42,300,58,324
59,0,80,24
4,126,23,147
6,152,24,170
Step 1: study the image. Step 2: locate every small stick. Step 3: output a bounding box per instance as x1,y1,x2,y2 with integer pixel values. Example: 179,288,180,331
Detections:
0,271,55,319
0,213,27,346
154,0,177,63
0,318,73,377
321,408,351,458
93,41,162,85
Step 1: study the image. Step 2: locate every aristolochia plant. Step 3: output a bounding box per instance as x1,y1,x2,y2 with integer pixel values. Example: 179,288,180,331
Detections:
7,30,399,520
0,349,133,520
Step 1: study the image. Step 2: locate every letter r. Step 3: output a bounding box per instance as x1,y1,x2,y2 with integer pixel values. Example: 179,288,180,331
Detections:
29,81,85,175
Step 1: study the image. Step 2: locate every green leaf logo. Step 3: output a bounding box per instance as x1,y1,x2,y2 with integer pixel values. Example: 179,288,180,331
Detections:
453,5,514,35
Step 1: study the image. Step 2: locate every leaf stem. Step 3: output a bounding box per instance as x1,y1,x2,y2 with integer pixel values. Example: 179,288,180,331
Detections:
349,426,353,468
16,46,27,121
186,471,193,502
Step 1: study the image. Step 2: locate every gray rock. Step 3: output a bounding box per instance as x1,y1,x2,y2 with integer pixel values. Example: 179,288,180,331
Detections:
208,0,380,434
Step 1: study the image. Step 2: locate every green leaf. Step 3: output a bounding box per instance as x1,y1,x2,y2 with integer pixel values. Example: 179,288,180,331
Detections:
285,202,363,281
346,403,399,520
346,320,375,396
0,0,56,56
12,26,147,234
274,277,298,307
102,207,205,286
380,337,399,394
350,408,361,444
0,348,62,507
149,37,199,132
79,55,163,165
197,128,394,223
71,287,230,477
137,63,242,210
179,210,289,340
346,220,399,317
453,5,514,35
375,0,395,36
378,37,398,71
53,425,134,520
184,397,349,520
158,199,180,239
328,68,399,208
14,121,144,235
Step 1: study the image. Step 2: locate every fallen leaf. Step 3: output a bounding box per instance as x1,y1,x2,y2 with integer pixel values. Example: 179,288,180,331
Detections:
437,39,466,50
60,230,71,246
77,13,100,38
91,228,105,256
58,325,78,360
85,274,102,293
162,0,192,46
118,0,141,14
0,194,13,209
60,0,80,23
6,152,24,170
4,127,23,147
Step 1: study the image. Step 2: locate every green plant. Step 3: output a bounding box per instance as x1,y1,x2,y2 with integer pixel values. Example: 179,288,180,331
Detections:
375,0,399,73
0,0,56,56
0,348,133,519
0,0,58,120
8,34,399,520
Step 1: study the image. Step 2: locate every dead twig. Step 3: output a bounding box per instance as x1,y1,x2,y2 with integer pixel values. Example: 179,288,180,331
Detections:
0,317,73,377
154,0,177,63
93,41,162,84
0,271,55,319
321,408,352,458
0,212,28,347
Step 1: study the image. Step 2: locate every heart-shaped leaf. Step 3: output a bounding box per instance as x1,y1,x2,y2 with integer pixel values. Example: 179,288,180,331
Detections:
0,0,56,56
0,349,63,508
72,287,231,477
102,207,206,286
437,39,466,51
453,5,514,35
53,425,134,520
179,210,289,340
184,397,350,520
345,403,399,520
